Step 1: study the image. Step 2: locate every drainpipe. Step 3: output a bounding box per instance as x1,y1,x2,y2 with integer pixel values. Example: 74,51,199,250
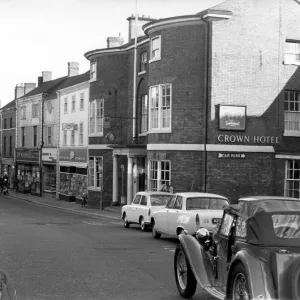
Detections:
132,0,138,142
40,91,47,197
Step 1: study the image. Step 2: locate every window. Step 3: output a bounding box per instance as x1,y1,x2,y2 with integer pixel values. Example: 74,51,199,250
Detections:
90,62,97,81
21,127,25,147
72,95,76,112
32,103,39,118
174,196,183,209
79,122,84,145
33,126,37,147
285,160,300,198
140,196,147,206
10,117,12,128
284,90,300,136
166,195,176,209
4,119,6,129
133,194,141,204
149,84,171,131
149,160,171,191
89,99,104,135
150,36,161,61
89,157,103,189
140,94,148,133
80,93,84,110
64,98,68,114
20,106,26,120
48,126,52,145
71,130,75,145
63,130,67,146
285,40,300,65
3,137,6,156
9,136,12,156
140,52,147,72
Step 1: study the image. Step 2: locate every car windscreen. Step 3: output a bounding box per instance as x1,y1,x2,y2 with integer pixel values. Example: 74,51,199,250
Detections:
150,195,172,206
272,214,300,239
186,197,228,210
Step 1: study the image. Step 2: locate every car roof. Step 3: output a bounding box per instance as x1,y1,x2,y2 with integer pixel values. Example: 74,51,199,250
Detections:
136,191,172,196
174,192,228,200
238,196,300,202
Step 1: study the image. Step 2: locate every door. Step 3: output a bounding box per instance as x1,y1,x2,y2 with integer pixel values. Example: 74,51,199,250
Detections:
167,196,183,235
158,195,176,233
127,194,141,222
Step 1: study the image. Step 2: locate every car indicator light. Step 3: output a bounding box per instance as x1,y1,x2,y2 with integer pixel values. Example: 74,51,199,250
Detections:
196,214,200,225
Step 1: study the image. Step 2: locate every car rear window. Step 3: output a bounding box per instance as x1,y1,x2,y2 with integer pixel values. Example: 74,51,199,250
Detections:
150,195,172,206
272,214,300,239
186,197,228,210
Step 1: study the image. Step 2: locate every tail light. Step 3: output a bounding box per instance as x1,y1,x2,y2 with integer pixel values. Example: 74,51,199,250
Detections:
148,208,151,216
196,214,200,225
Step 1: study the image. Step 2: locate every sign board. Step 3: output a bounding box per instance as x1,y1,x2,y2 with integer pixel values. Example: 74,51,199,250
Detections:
219,105,246,131
42,148,57,162
59,148,87,163
218,152,246,159
16,148,40,162
103,117,111,128
62,123,78,131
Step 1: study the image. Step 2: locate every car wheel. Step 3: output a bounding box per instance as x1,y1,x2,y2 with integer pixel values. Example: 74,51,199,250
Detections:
152,221,161,239
174,244,197,298
228,263,251,300
140,217,146,231
123,214,130,228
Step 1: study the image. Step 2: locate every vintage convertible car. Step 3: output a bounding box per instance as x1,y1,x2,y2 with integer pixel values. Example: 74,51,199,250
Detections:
174,196,300,300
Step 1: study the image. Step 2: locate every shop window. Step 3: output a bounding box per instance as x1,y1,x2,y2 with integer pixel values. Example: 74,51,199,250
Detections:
64,98,68,114
140,51,147,73
80,93,84,110
89,156,103,189
149,84,171,132
63,130,67,146
32,103,39,118
149,160,171,191
33,126,37,147
3,136,6,156
71,130,75,146
89,99,104,135
139,94,148,134
21,127,25,147
10,117,12,128
284,90,300,136
150,36,161,62
90,62,97,81
47,126,52,145
79,122,84,145
72,95,76,112
284,40,300,65
9,136,12,156
285,160,300,198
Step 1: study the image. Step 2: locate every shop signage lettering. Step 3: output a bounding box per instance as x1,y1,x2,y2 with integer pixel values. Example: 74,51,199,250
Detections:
16,149,40,162
218,152,246,159
217,135,280,144
62,123,78,131
59,148,87,162
42,148,57,162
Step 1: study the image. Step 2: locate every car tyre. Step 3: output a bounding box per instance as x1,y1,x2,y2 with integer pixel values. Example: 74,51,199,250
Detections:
289,259,300,300
174,244,197,299
152,221,161,239
227,263,251,300
140,217,146,231
123,214,130,228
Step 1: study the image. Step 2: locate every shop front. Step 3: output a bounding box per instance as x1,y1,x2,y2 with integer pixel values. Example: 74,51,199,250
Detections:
59,148,88,202
0,157,15,189
15,148,41,195
42,148,57,198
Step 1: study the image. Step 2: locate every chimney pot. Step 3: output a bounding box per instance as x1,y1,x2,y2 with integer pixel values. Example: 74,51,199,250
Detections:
14,83,25,99
38,76,43,87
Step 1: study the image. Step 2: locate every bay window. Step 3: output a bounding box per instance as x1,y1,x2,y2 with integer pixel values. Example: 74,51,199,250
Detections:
140,94,148,133
149,84,171,132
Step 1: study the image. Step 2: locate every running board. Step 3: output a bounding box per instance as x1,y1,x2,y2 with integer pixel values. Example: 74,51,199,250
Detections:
203,286,226,300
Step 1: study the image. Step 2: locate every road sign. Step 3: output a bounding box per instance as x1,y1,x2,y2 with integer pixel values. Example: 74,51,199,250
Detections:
218,152,246,159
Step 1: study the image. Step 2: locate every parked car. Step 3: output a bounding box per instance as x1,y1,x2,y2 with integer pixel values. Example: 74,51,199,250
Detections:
151,192,229,239
121,191,173,231
174,196,300,300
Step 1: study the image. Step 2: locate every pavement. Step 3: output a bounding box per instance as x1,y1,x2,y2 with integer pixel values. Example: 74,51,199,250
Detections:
7,190,123,220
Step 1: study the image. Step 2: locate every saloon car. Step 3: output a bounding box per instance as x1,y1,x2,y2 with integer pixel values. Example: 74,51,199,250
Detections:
151,192,229,239
174,196,300,300
121,191,173,231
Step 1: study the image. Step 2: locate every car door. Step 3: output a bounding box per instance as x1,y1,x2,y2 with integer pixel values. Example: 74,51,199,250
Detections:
158,195,176,234
167,196,183,235
137,195,148,223
127,194,141,222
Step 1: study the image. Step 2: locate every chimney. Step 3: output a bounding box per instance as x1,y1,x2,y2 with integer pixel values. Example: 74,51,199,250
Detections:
127,15,156,42
68,62,79,77
42,71,52,82
24,83,36,95
107,33,124,48
38,76,43,87
14,83,25,99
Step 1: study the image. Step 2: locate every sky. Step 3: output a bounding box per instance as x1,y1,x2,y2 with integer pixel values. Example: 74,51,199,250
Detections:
0,0,223,107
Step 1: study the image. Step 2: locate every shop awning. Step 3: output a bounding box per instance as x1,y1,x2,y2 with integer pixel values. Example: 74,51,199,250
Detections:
59,162,88,168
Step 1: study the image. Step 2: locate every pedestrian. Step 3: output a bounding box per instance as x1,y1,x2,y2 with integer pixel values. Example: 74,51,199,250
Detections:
159,182,167,192
0,174,3,194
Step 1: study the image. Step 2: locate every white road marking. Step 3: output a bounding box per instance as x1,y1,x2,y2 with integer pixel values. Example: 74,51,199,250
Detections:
82,221,108,226
109,222,123,225
163,247,176,253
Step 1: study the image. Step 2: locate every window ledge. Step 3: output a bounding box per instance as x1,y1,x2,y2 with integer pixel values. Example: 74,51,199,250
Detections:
88,187,102,191
89,133,104,137
139,132,147,137
89,79,97,83
149,57,161,64
138,71,146,76
148,129,171,134
284,131,300,137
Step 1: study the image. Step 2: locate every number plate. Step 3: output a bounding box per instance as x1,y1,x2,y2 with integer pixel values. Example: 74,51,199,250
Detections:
212,218,221,224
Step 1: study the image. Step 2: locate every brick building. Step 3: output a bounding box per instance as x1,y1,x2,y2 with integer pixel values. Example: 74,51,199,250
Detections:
84,0,300,207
